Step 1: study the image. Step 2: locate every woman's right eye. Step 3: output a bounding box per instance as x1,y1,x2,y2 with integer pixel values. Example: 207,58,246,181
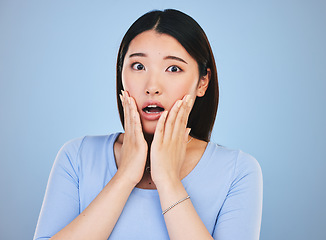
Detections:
132,63,145,71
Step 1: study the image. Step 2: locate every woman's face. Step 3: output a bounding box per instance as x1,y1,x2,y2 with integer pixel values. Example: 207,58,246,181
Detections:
122,30,208,134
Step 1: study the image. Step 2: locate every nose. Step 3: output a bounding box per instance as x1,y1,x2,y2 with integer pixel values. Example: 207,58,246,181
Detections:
145,72,162,96
146,89,160,95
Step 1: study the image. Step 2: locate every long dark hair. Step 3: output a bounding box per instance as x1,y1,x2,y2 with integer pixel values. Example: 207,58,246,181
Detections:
116,9,219,142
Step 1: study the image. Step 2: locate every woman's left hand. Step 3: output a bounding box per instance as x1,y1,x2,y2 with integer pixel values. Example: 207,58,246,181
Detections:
150,95,193,188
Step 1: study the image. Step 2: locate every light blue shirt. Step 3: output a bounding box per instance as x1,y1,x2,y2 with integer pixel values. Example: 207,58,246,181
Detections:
34,132,263,239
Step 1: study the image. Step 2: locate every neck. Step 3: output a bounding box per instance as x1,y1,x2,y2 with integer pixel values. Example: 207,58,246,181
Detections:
143,133,153,168
143,133,154,145
142,132,194,169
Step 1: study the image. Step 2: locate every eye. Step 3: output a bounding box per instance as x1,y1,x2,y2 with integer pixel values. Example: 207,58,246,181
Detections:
132,63,145,71
167,65,182,73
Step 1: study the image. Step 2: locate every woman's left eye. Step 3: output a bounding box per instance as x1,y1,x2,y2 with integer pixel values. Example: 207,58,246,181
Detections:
166,65,182,72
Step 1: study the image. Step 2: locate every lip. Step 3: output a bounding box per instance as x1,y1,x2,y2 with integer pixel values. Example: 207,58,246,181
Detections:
140,100,165,121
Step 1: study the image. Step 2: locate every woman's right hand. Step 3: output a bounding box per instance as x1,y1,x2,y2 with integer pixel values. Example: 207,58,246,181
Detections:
118,90,147,186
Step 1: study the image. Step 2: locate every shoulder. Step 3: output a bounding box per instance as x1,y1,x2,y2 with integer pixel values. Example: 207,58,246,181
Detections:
235,150,262,177
60,132,120,153
56,133,121,165
53,132,120,175
204,143,262,186
207,143,261,173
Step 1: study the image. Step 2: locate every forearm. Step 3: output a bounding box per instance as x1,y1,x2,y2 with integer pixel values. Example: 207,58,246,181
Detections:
51,172,134,240
157,179,213,240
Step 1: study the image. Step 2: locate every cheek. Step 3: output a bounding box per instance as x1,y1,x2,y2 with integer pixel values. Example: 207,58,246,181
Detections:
173,76,198,96
122,70,136,93
165,81,197,109
121,72,144,107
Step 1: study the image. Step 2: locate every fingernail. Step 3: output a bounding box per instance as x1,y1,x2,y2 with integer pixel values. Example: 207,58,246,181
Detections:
177,100,182,108
187,128,191,135
185,95,191,103
188,98,193,107
119,94,123,103
121,90,124,96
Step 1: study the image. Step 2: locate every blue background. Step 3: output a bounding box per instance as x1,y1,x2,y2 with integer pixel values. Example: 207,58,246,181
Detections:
0,0,325,239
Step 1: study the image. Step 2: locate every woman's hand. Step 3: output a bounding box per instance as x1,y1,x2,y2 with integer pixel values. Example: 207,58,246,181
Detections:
118,90,148,186
150,95,193,189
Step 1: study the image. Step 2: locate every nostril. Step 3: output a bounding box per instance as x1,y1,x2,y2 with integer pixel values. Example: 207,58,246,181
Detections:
145,89,160,95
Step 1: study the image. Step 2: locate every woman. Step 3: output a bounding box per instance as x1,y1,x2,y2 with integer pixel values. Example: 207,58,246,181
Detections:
34,9,263,240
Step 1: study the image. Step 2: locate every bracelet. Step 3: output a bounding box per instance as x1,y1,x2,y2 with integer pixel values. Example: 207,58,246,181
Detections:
162,196,190,215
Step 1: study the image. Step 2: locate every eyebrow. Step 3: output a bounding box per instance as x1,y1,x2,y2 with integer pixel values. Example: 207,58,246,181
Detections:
128,53,188,64
164,55,188,64
129,53,147,58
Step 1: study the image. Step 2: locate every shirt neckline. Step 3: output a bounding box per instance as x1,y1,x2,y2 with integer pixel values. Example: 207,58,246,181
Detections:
108,132,212,195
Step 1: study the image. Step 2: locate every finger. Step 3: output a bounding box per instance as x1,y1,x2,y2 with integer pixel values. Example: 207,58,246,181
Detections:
184,128,191,142
125,91,145,141
125,90,131,104
120,92,127,131
122,90,133,136
121,90,128,131
125,91,137,137
153,110,168,144
171,97,187,141
163,97,184,142
172,95,192,140
129,96,144,140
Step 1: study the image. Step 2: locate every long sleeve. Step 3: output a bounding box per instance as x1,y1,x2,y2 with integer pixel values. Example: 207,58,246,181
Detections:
212,151,263,240
33,137,84,240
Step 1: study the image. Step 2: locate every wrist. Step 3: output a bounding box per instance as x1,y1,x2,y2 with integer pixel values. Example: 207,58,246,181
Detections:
155,175,182,193
114,169,140,188
156,177,189,214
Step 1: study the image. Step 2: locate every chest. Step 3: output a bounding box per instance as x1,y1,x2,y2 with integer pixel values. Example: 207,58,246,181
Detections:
106,187,220,240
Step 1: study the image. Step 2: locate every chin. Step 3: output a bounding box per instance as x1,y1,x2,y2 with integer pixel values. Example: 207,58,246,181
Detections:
141,121,158,135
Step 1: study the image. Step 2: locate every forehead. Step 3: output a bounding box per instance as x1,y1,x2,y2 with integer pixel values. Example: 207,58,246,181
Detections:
126,30,195,62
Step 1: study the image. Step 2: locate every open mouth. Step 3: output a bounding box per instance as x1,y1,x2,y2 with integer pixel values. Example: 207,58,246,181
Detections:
142,105,165,114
